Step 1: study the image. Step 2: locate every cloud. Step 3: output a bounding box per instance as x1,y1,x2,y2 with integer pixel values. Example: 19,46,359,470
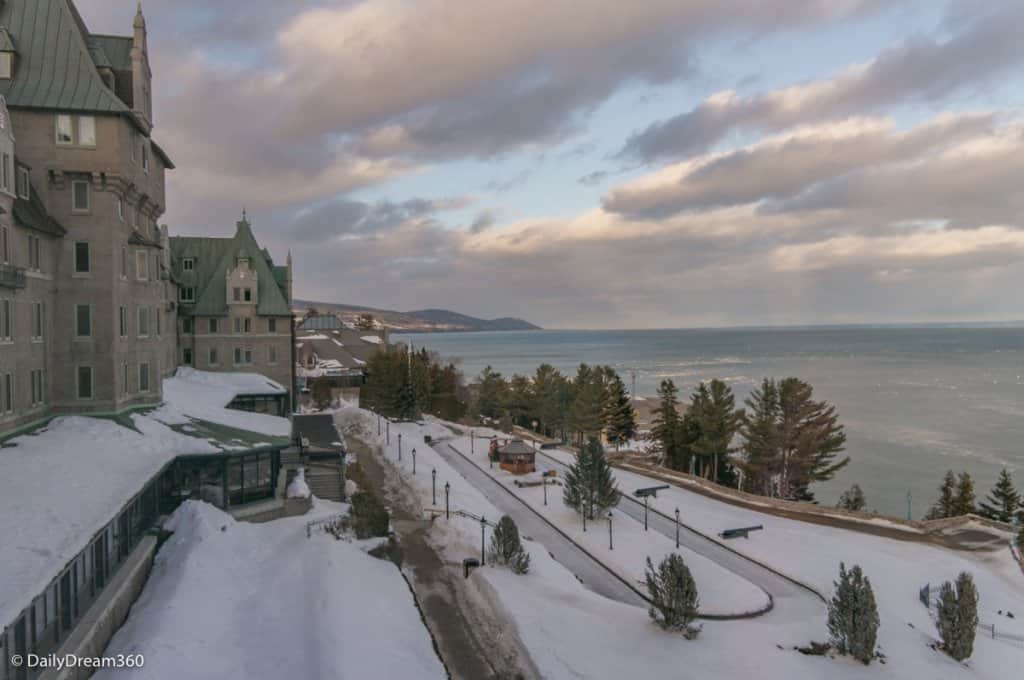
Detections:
618,3,1024,162
604,112,998,219
291,196,467,242
579,170,609,187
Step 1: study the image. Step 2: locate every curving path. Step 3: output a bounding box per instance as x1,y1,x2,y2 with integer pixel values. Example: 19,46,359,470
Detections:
534,449,826,624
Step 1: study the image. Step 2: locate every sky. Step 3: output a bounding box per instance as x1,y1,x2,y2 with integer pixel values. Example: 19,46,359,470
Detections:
77,1,1024,329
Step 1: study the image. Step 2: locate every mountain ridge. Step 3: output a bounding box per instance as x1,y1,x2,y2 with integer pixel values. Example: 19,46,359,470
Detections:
294,299,541,333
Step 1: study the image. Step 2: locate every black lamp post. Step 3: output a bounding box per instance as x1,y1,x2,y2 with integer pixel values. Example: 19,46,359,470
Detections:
445,482,450,519
608,511,614,550
377,413,381,436
582,506,587,532
674,507,680,549
412,448,417,474
542,477,548,506
398,433,403,461
386,419,390,445
480,516,487,566
644,495,649,531
471,430,475,454
432,468,437,504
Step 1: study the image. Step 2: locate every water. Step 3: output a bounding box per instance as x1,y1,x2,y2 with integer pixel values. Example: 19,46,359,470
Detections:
395,326,1024,518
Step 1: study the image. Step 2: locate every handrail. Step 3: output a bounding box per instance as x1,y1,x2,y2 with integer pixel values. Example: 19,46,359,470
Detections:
305,512,347,538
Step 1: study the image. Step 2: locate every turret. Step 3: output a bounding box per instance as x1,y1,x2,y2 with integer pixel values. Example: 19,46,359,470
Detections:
130,2,153,128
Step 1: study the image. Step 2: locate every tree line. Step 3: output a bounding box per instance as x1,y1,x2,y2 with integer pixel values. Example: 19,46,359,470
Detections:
360,345,468,421
650,377,848,502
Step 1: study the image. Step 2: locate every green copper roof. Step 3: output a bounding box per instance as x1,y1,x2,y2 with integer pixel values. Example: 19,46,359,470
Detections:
91,35,133,71
0,27,15,52
0,0,129,113
171,220,291,317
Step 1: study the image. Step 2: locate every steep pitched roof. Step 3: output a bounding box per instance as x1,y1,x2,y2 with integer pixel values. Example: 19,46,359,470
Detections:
171,220,291,317
0,0,129,113
13,183,66,236
90,34,133,71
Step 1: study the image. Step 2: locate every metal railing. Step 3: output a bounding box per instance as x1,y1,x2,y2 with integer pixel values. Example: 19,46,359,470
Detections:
306,512,347,538
919,583,1024,646
0,263,26,289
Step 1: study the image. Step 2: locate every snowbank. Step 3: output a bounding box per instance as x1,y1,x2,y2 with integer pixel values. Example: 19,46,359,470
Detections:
97,501,446,680
360,335,383,345
286,468,311,499
153,367,290,437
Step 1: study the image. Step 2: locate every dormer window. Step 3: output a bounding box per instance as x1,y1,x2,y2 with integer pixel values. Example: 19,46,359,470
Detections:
238,257,249,271
0,53,11,80
16,167,29,199
182,257,194,271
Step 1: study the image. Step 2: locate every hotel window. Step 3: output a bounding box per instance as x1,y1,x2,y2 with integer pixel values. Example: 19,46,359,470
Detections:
180,287,195,303
182,257,194,271
1,226,8,263
137,306,150,337
136,250,148,280
182,317,193,334
268,346,277,363
245,348,253,364
72,180,90,212
208,318,218,334
139,363,151,392
119,306,128,338
0,298,11,340
77,366,93,400
208,347,218,365
78,116,96,147
234,347,242,364
74,241,90,273
244,317,252,333
75,304,91,338
0,52,12,79
30,368,45,407
122,362,130,395
182,348,193,365
268,318,277,333
233,287,241,302
28,234,40,271
31,301,43,340
56,114,74,145
1,153,10,193
16,166,29,199
116,196,125,221
244,288,253,302
3,372,12,412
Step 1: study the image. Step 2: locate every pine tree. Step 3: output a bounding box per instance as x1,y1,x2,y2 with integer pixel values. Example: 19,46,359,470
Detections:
926,470,958,520
937,572,979,662
562,437,620,520
837,484,867,512
487,515,531,574
569,364,605,445
645,553,700,636
827,563,880,664
475,366,507,419
978,468,1020,523
650,379,681,467
688,379,742,485
602,373,636,450
952,472,977,517
739,378,780,495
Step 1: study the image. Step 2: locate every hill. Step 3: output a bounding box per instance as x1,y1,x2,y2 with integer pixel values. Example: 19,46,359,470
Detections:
294,299,540,333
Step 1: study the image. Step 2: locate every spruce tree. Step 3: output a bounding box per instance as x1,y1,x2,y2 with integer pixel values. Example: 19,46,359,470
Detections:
827,563,880,664
563,443,595,519
650,379,681,467
602,373,636,450
487,515,531,574
936,572,979,662
926,470,958,519
953,472,977,517
688,380,743,486
978,468,1020,523
562,438,620,520
569,364,605,445
739,378,780,495
587,437,621,517
837,484,867,512
645,553,700,636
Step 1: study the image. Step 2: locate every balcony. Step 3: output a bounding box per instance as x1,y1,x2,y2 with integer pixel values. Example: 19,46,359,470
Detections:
0,263,26,289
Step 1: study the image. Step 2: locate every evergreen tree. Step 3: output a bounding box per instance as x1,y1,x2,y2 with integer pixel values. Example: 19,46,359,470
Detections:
533,364,569,438
475,366,507,419
644,553,700,636
978,468,1020,523
837,484,867,512
650,379,681,467
952,472,977,517
569,364,605,445
562,437,620,520
350,492,390,539
827,563,880,664
688,380,743,485
739,378,780,495
487,515,531,574
926,470,958,520
603,373,636,450
936,572,979,662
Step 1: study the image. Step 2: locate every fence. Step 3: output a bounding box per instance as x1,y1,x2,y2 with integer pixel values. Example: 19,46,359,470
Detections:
919,583,1024,647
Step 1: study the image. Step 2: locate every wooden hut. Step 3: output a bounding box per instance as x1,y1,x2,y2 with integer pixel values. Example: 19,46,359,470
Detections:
496,439,536,474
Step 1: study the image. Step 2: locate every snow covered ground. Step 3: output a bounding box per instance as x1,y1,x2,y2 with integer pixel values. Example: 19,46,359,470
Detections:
96,500,446,680
0,369,291,629
446,436,770,617
343,409,1023,678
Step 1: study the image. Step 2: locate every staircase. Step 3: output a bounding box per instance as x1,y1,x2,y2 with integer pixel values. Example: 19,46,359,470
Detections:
305,464,345,502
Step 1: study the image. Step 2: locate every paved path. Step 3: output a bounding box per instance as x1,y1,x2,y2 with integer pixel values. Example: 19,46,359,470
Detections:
430,440,648,607
534,449,826,624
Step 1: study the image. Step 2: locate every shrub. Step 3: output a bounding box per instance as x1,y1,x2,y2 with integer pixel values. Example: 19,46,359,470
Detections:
645,553,700,637
937,572,979,662
350,491,390,539
827,563,880,664
487,515,530,574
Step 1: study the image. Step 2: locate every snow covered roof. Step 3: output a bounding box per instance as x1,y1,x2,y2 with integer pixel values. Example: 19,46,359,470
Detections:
0,369,291,627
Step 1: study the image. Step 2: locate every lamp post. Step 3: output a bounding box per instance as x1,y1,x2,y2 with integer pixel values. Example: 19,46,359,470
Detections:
445,482,450,519
608,511,614,550
582,507,587,532
489,440,494,469
906,490,912,521
471,430,475,454
532,420,539,450
377,413,381,436
542,477,548,506
432,468,437,504
480,516,487,566
644,495,649,531
412,448,417,474
386,420,390,445
674,507,680,549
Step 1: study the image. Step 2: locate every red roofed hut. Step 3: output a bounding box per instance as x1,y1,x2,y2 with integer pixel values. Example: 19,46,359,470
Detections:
493,439,536,474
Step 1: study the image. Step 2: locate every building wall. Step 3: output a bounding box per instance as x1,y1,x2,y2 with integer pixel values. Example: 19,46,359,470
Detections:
180,313,293,392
